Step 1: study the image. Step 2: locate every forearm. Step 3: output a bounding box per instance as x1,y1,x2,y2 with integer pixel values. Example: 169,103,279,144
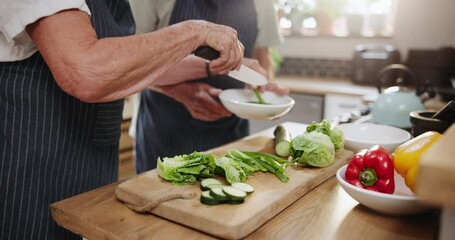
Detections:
27,10,205,102
27,9,243,103
85,25,204,100
152,55,209,86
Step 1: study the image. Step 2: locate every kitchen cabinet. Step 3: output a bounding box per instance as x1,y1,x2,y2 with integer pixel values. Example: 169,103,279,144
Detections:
119,95,136,180
119,119,135,180
249,93,323,133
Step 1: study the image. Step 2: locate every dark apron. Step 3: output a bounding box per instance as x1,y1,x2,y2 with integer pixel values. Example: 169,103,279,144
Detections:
0,0,134,239
135,0,258,173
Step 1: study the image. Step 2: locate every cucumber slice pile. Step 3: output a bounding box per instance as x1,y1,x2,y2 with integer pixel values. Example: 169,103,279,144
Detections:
231,182,255,194
200,178,223,191
199,178,254,206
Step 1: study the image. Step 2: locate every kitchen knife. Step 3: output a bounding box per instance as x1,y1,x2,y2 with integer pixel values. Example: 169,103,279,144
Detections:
227,65,267,86
194,46,268,86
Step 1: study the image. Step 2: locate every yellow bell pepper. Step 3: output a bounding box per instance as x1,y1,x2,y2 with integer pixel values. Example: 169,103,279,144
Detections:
392,131,442,192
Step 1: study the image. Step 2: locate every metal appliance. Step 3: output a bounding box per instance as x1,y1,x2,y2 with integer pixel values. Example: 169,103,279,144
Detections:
351,44,400,85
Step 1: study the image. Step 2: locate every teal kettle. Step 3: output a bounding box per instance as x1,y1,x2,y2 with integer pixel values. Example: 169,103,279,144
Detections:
372,64,425,129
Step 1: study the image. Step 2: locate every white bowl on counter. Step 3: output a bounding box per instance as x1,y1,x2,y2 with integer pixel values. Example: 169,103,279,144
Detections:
338,123,411,153
219,89,295,120
336,164,432,216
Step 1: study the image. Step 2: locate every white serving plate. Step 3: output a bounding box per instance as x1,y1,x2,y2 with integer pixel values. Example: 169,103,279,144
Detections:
336,164,432,216
219,89,295,120
338,123,411,153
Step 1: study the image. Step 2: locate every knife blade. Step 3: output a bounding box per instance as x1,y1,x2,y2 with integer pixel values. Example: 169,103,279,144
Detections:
227,65,267,86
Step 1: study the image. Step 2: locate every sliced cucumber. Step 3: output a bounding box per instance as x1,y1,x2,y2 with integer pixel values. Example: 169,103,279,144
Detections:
200,191,222,205
200,178,223,191
222,186,247,200
231,182,254,194
210,187,230,201
206,184,225,190
228,199,245,205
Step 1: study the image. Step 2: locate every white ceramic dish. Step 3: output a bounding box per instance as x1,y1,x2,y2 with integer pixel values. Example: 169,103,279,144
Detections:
219,89,295,120
336,164,432,216
338,123,411,153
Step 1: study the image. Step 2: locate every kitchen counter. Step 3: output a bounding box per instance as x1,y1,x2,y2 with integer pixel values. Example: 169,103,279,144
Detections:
275,75,378,97
51,122,438,240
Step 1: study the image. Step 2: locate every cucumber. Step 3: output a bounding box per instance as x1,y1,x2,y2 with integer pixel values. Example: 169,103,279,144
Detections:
210,187,230,201
231,182,254,194
200,178,223,191
206,184,225,190
200,191,222,205
222,186,247,200
227,199,245,205
274,125,291,157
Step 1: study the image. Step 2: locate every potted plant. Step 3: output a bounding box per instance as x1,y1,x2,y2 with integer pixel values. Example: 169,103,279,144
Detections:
313,0,348,35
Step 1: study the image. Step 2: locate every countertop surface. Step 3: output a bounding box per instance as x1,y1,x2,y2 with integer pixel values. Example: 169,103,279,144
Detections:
51,122,438,240
275,75,378,97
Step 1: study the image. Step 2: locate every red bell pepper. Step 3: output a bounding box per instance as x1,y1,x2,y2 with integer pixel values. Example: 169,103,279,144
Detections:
345,145,395,194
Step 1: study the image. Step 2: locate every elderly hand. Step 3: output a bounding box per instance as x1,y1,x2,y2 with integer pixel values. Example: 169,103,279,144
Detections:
241,58,290,96
150,82,232,121
196,20,244,75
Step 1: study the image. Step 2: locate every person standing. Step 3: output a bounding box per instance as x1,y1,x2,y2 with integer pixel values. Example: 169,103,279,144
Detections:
130,0,287,173
0,0,244,239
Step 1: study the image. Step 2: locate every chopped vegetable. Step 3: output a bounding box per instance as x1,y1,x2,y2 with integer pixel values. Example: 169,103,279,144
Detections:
243,152,289,182
231,182,255,193
200,182,253,206
200,178,223,191
201,191,222,205
392,131,442,192
306,119,344,152
215,156,247,184
345,145,395,194
252,88,268,104
210,187,230,201
157,152,216,185
290,131,335,167
222,186,247,200
274,125,292,157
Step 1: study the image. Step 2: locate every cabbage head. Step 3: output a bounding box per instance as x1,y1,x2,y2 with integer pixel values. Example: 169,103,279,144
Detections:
306,119,344,152
290,131,335,167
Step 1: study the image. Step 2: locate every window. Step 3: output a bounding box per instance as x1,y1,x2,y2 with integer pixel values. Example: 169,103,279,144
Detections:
275,0,396,37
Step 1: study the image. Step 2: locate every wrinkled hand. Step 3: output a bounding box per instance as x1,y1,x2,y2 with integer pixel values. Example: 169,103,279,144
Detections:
199,21,244,74
242,58,290,96
152,82,232,121
263,82,290,95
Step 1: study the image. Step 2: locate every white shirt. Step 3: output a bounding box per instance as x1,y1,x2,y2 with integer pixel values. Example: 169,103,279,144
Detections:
129,0,283,47
0,0,91,62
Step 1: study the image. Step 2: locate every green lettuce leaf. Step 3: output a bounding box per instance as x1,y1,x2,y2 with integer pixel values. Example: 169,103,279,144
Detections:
215,156,247,184
157,152,216,185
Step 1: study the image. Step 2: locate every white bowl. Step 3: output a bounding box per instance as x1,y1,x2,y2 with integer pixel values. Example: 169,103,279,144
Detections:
219,89,295,120
336,164,432,216
338,123,411,153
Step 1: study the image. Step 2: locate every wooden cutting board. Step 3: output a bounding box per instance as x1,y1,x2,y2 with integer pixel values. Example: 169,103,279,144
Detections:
116,123,353,240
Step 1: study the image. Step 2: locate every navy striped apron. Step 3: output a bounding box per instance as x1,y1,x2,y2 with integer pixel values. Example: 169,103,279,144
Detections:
135,0,258,173
0,0,135,239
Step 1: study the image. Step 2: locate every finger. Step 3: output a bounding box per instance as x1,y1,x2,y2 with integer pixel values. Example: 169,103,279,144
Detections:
200,94,232,116
234,41,245,70
266,82,290,96
196,86,232,117
207,88,222,97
